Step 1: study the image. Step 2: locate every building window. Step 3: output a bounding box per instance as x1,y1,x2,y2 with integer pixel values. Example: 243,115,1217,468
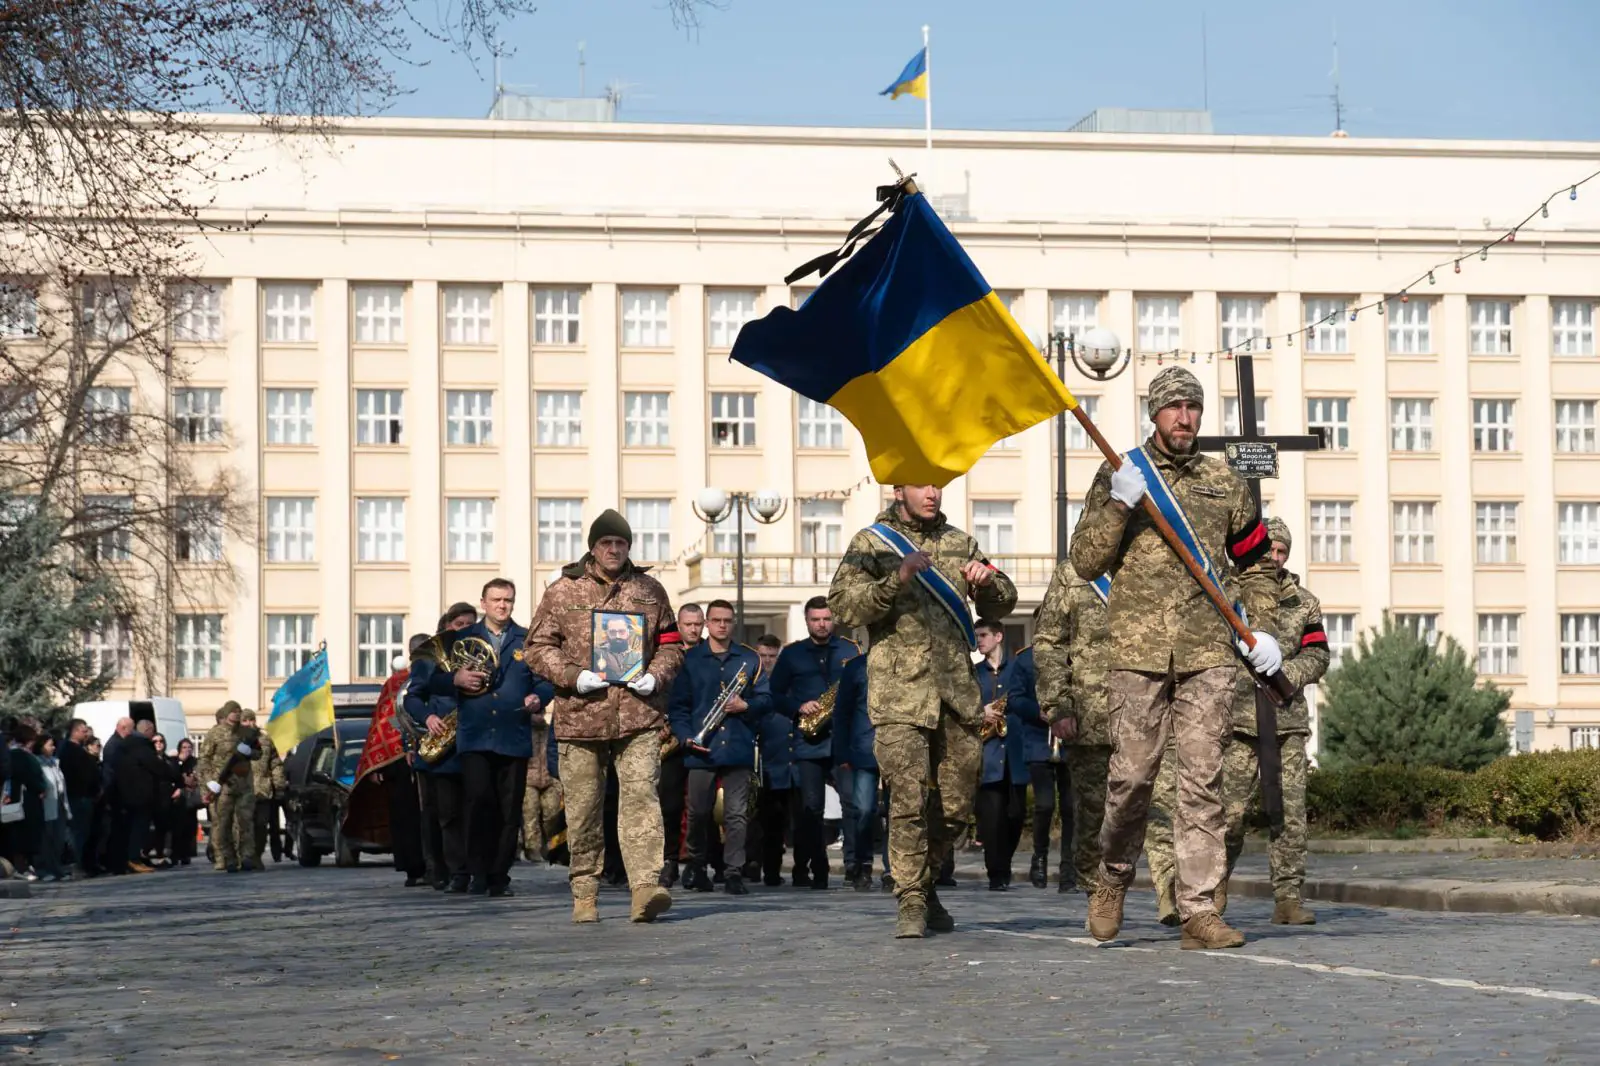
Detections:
83,617,133,679
1137,394,1155,441
710,391,757,448
265,389,314,445
173,388,223,444
82,282,133,343
537,498,584,562
1386,299,1432,355
0,282,39,338
446,498,496,563
84,386,131,445
971,500,1016,556
623,392,671,448
797,398,845,450
355,389,404,445
1560,614,1600,675
174,614,224,680
1390,398,1434,452
1304,298,1349,354
353,285,405,344
1552,299,1595,357
265,497,316,563
800,499,845,555
1472,399,1516,453
1572,727,1600,751
1308,501,1354,563
1395,613,1440,648
1219,296,1266,351
1051,293,1098,338
263,283,315,343
356,497,406,563
84,495,132,562
533,288,583,345
1222,396,1269,436
621,288,671,348
624,499,672,563
1306,397,1351,451
443,286,495,345
355,614,405,679
1066,395,1100,450
176,497,224,563
1558,502,1600,564
534,390,583,448
1469,299,1514,355
0,387,37,443
1477,613,1521,675
172,283,224,343
265,614,316,679
1515,709,1534,754
1324,613,1356,665
1136,296,1181,352
445,390,494,446
1392,502,1437,564
1060,500,1087,549
1474,502,1518,564
711,511,757,555
1555,400,1597,453
707,289,758,349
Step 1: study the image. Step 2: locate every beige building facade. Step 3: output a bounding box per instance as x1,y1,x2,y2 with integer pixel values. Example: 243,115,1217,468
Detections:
38,115,1600,750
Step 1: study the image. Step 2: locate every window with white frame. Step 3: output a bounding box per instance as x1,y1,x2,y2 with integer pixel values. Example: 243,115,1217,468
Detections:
1392,501,1437,564
356,497,406,562
536,498,583,562
1556,400,1598,453
1136,296,1181,351
1572,727,1600,751
1560,613,1600,675
533,287,583,345
624,499,672,563
445,390,494,446
1222,396,1270,436
443,286,495,345
1477,613,1521,675
710,391,757,448
1061,500,1087,548
265,497,316,563
1308,501,1354,563
535,390,583,447
1474,502,1518,564
174,614,224,680
790,287,815,311
84,495,132,562
707,289,758,348
446,498,496,563
1304,297,1350,354
1,387,38,443
797,398,845,450
800,499,845,555
84,386,131,445
621,288,671,348
623,392,671,448
0,283,39,338
173,388,223,444
176,496,223,563
971,500,1017,556
1051,293,1098,339
262,283,315,343
1386,299,1432,354
355,389,404,445
711,510,757,555
356,614,405,679
1219,296,1267,350
352,284,405,344
1552,299,1595,357
1138,394,1155,441
1390,398,1434,452
0,494,36,536
265,614,316,678
265,389,314,445
82,282,133,342
1066,395,1100,450
1469,299,1514,355
1306,397,1352,451
1472,399,1516,452
1324,613,1356,665
1395,612,1440,648
83,617,133,678
1558,502,1600,564
172,283,224,343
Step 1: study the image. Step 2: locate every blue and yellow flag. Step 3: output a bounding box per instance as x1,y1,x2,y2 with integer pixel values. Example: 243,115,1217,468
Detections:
730,189,1076,487
267,646,335,754
880,48,928,100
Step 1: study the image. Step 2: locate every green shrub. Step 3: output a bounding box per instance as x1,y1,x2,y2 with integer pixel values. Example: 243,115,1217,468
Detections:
1471,750,1600,840
1306,763,1476,831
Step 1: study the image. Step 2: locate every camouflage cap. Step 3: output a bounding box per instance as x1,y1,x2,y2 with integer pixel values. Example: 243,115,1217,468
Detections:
239,708,257,723
1145,367,1205,419
1266,516,1293,550
216,699,242,722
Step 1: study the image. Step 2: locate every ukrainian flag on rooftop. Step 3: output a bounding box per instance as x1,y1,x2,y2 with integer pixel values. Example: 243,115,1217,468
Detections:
880,48,928,100
267,645,335,754
730,188,1077,487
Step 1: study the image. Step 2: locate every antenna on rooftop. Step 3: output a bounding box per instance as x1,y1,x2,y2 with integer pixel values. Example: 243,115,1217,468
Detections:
578,40,587,97
1329,18,1346,135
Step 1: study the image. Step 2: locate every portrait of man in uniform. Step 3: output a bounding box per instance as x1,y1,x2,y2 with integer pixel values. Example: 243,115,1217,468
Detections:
592,611,647,683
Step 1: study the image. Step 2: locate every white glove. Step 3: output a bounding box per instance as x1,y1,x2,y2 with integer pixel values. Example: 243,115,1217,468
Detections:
236,742,254,756
206,781,222,795
1109,460,1148,507
1238,632,1283,676
574,670,608,695
626,674,657,697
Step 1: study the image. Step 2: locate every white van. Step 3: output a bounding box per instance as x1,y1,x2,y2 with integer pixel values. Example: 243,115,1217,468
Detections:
72,699,192,747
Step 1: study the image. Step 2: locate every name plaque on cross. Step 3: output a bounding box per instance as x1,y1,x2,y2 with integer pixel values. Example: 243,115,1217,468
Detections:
1225,440,1279,479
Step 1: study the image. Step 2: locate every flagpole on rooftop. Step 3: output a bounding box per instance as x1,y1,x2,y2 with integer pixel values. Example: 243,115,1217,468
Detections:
922,24,933,191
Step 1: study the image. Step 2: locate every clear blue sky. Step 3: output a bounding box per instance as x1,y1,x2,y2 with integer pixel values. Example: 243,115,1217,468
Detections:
395,0,1600,141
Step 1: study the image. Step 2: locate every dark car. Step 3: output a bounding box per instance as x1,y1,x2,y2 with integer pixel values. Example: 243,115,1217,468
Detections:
283,685,390,867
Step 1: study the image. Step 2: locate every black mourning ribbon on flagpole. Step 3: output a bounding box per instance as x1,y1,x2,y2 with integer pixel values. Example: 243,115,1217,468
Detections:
783,178,913,286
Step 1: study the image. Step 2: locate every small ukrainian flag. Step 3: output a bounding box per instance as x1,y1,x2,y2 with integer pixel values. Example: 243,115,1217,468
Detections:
881,48,928,101
267,645,335,754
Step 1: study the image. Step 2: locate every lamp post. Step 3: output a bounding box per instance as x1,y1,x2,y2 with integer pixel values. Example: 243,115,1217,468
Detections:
692,487,789,643
1031,326,1127,562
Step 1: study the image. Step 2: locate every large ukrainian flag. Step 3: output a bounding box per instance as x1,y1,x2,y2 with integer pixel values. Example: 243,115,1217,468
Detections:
730,190,1077,487
881,48,928,100
267,646,335,754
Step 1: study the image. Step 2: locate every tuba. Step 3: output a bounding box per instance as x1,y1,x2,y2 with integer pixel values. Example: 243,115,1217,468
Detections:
978,694,1009,742
798,680,841,741
413,633,500,765
688,665,749,754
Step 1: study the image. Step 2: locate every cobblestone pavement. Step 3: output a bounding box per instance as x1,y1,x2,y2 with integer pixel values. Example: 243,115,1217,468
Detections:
1,859,1597,1065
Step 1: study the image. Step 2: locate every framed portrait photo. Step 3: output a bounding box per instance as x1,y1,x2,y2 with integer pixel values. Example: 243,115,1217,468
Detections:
591,610,648,683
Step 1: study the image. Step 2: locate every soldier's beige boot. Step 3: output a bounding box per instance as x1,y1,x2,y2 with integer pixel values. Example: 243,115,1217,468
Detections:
925,887,955,933
1214,876,1230,917
572,896,599,924
1180,911,1246,950
895,894,927,939
630,885,673,923
1155,877,1180,927
1086,879,1127,942
1272,896,1317,925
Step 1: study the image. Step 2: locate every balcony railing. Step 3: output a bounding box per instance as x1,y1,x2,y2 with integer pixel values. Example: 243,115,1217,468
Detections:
683,553,1061,589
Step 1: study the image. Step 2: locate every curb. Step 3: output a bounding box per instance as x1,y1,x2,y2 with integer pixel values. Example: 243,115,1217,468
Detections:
1130,869,1600,918
1247,837,1513,856
0,881,31,899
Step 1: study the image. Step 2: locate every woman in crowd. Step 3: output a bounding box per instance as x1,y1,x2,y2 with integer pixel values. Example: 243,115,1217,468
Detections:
5,723,46,880
167,737,200,866
146,734,175,866
32,734,69,881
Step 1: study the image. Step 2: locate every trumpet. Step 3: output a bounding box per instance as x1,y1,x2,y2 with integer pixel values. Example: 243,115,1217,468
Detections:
1049,734,1065,763
978,694,1009,742
798,680,841,741
411,633,501,765
688,665,750,754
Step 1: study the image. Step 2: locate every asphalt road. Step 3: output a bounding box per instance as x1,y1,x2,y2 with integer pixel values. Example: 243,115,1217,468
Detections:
1,860,1597,1064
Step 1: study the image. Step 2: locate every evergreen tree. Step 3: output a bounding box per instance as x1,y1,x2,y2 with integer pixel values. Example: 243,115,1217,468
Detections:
1320,614,1509,772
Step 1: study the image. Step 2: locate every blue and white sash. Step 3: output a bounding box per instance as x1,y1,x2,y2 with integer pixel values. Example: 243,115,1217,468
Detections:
1088,574,1112,606
866,522,978,649
1116,446,1245,626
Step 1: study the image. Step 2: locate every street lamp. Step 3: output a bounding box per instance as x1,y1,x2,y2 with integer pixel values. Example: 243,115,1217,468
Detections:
1031,326,1127,562
692,487,789,642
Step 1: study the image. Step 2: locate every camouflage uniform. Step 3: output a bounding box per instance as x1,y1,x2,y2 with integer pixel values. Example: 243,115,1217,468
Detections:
1032,566,1114,893
522,719,565,862
248,729,289,865
828,505,1017,913
1071,378,1278,922
198,707,259,871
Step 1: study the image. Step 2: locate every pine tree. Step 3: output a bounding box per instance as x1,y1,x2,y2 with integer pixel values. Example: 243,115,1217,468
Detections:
1320,614,1510,772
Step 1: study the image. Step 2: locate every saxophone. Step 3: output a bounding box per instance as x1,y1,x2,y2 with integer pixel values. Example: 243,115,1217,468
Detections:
798,680,841,742
414,633,500,766
978,694,1009,742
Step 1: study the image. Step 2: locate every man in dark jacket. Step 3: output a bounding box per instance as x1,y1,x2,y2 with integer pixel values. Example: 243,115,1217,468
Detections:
59,719,101,876
831,652,881,892
974,621,1033,891
748,634,791,885
110,721,168,875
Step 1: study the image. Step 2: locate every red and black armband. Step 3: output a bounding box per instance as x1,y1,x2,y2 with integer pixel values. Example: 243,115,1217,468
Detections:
656,621,682,647
1299,621,1328,649
1226,517,1270,569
